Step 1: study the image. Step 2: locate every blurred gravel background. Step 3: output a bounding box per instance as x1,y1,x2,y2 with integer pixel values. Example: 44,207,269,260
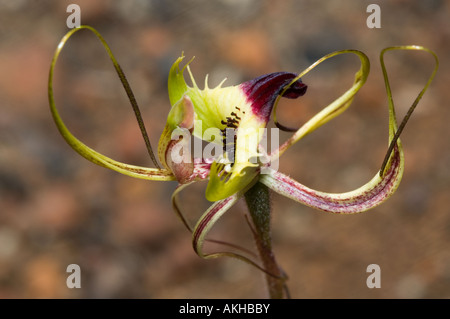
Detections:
0,0,449,298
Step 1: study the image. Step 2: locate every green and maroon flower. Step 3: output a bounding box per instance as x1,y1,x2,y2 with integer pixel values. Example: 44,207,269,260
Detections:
159,55,307,201
49,26,438,268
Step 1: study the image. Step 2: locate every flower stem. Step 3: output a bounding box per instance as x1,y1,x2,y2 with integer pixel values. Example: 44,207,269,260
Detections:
244,182,287,299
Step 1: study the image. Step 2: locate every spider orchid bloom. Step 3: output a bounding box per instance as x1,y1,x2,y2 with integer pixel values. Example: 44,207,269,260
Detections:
159,55,307,201
48,26,438,269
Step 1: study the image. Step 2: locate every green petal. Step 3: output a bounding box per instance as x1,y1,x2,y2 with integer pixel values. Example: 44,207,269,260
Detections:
205,162,259,202
168,54,193,106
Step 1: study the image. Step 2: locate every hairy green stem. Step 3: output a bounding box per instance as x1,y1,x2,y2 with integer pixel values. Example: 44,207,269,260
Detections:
244,182,287,299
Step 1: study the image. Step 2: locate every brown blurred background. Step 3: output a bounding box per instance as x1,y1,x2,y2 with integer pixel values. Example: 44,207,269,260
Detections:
0,0,449,298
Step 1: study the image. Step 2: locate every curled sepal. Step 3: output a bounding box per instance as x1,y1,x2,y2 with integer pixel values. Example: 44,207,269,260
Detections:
173,182,274,274
261,45,438,214
270,50,370,161
379,45,439,176
191,192,277,274
260,146,402,214
48,26,173,181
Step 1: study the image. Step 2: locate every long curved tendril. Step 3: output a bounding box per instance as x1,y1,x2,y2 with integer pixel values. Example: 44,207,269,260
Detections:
261,46,438,214
172,182,269,268
379,46,439,176
270,49,370,161
48,25,169,180
172,179,286,278
191,192,286,278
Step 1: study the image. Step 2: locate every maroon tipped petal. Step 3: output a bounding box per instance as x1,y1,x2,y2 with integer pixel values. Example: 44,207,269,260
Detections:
240,72,307,122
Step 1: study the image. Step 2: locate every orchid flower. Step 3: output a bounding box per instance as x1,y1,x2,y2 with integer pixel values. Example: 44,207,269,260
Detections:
49,26,438,297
